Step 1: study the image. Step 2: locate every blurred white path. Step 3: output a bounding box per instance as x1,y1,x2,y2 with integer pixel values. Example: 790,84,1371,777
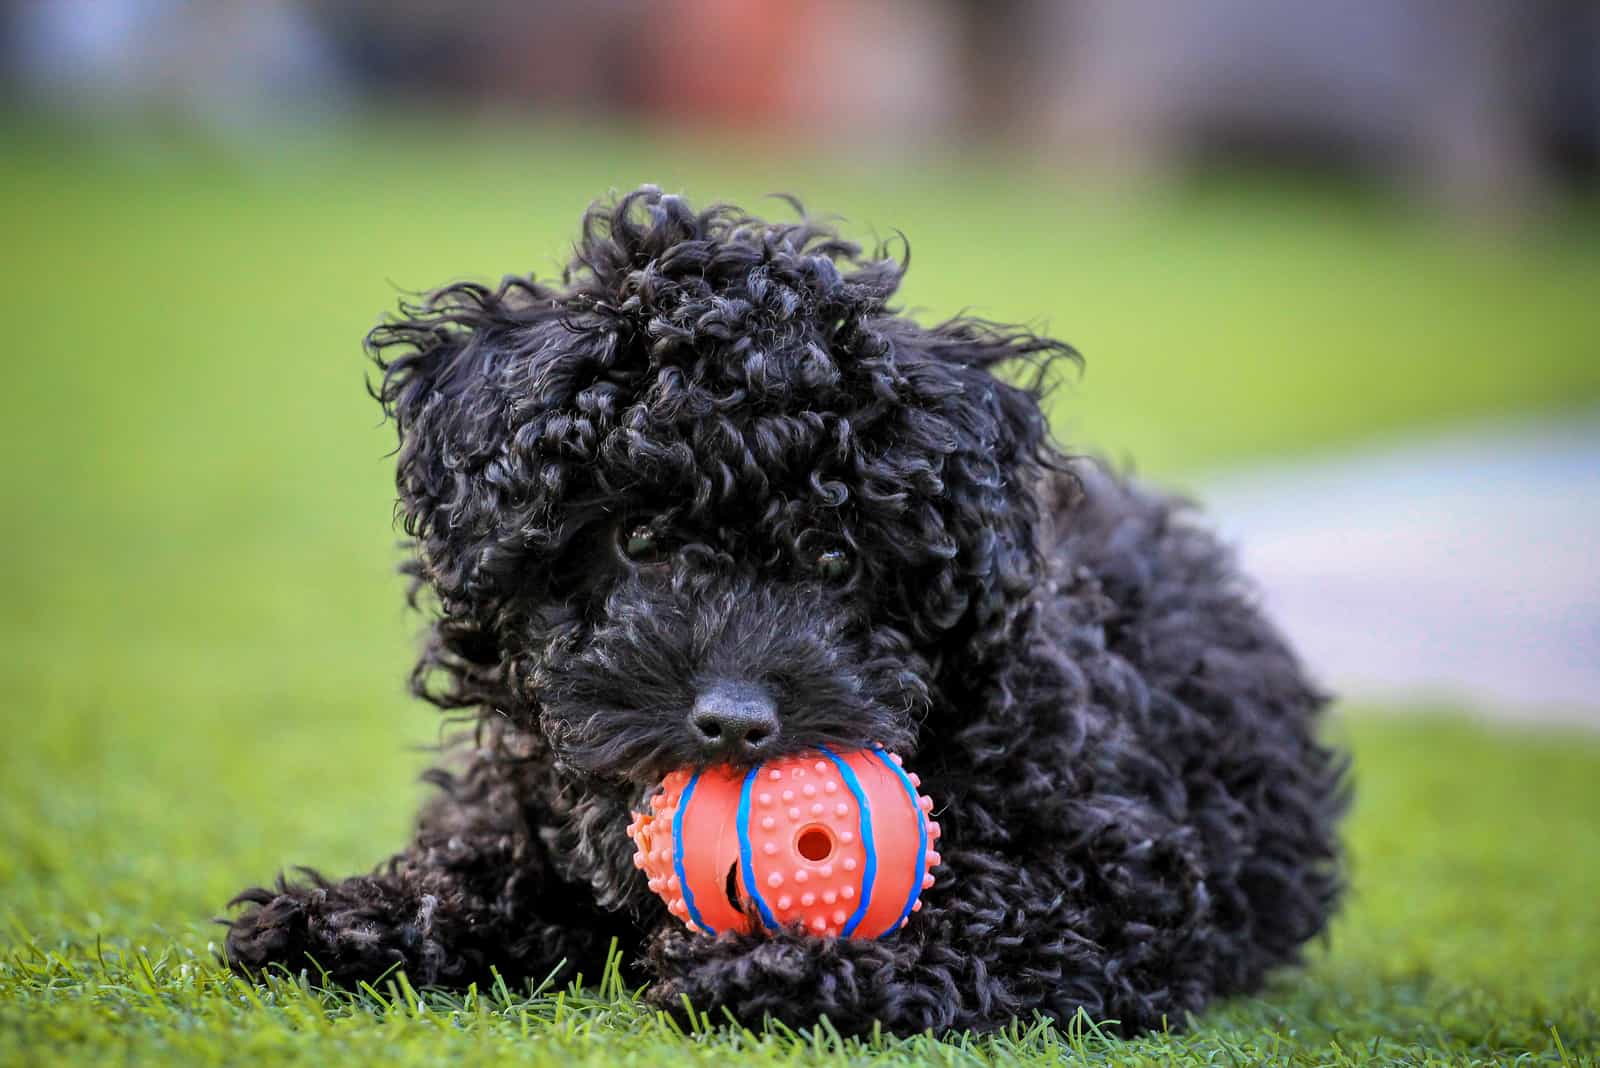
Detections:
1201,415,1600,726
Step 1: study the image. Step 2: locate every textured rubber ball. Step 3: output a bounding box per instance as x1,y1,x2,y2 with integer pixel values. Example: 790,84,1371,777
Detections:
627,747,941,938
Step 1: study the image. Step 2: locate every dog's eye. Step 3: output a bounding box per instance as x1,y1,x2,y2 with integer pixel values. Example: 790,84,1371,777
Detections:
815,548,851,581
624,525,663,562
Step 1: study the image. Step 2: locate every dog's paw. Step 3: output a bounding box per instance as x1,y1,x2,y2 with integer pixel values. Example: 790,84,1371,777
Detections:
644,924,948,1035
221,874,416,984
222,883,317,976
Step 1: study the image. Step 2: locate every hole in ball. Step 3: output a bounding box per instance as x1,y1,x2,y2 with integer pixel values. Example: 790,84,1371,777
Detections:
796,825,834,862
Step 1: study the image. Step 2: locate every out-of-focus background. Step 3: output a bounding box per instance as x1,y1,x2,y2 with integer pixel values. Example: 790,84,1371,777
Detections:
1,2,1597,1065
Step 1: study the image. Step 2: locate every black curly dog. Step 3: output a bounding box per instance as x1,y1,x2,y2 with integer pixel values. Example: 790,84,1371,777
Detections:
225,187,1344,1036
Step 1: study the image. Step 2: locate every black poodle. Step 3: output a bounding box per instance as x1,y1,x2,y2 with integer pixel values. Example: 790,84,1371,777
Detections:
225,187,1345,1036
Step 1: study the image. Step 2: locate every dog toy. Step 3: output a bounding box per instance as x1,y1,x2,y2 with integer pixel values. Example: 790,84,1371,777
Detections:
628,747,940,938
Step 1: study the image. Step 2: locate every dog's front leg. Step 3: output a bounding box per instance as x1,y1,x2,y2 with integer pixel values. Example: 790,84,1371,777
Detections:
224,751,634,990
642,847,1039,1039
646,924,958,1035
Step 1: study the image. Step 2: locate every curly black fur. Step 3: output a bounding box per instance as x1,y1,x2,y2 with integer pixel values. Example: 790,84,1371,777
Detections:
224,187,1346,1036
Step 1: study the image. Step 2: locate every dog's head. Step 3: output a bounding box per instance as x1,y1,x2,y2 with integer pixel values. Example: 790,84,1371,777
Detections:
370,188,1072,787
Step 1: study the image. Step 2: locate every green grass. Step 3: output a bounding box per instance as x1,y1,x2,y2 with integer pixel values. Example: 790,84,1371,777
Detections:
2,118,1598,1065
3,716,1596,1066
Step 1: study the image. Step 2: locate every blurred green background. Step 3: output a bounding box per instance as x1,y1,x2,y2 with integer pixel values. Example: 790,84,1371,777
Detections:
3,1,1600,1064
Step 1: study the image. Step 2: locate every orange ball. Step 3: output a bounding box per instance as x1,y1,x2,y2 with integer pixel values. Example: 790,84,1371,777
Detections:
627,747,941,938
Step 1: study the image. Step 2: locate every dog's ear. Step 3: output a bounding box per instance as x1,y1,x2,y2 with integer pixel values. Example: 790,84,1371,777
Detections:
917,320,1075,660
366,277,579,711
366,278,563,602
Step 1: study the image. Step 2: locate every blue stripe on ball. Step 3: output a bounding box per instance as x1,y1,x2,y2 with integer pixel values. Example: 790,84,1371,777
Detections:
738,764,780,931
871,745,929,938
673,770,713,935
818,745,876,937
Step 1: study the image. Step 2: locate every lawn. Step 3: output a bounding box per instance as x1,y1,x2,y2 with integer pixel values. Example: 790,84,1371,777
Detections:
1,119,1598,1065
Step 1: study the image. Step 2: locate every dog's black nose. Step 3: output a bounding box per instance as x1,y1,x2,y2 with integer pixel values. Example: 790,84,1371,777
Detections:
689,681,780,761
